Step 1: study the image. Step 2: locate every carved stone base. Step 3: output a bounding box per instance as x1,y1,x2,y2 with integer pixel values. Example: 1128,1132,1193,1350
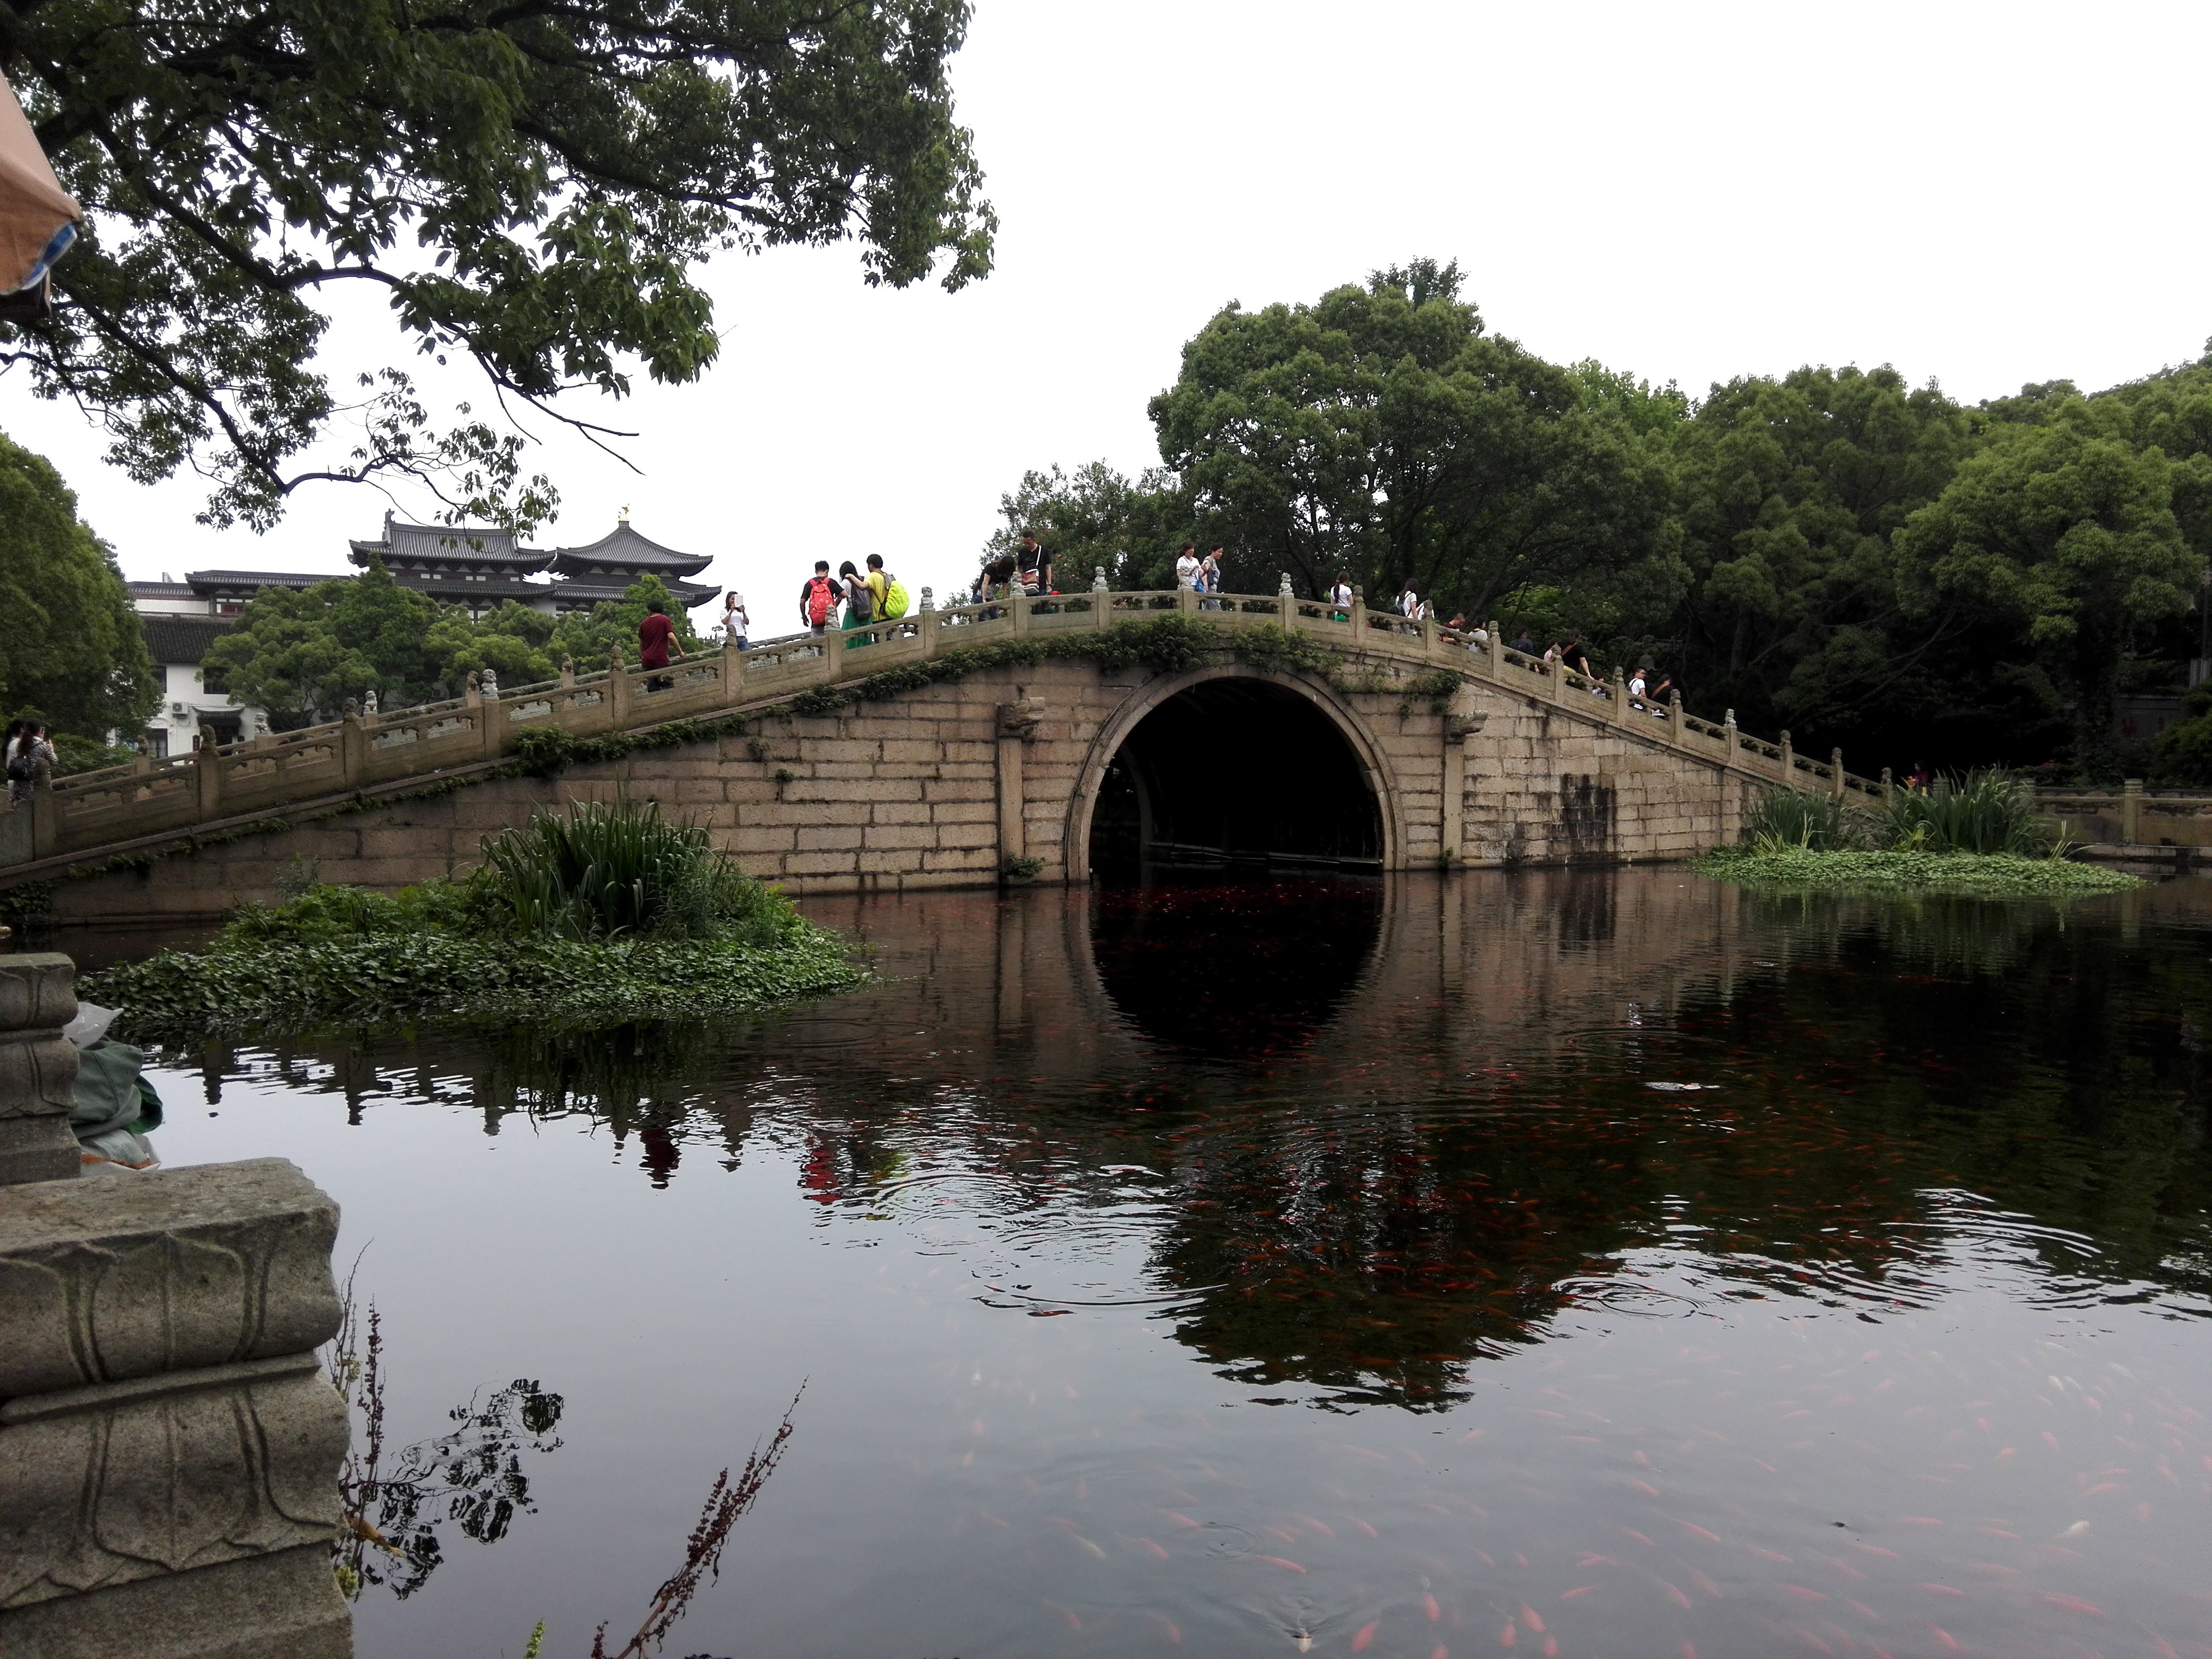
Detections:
0,1158,351,1657
0,1544,351,1659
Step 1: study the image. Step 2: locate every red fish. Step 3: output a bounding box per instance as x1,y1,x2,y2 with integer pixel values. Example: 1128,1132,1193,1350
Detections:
2034,1593,2105,1615
1424,1592,1442,1621
1251,1555,1305,1573
1352,1620,1379,1652
1520,1607,1545,1634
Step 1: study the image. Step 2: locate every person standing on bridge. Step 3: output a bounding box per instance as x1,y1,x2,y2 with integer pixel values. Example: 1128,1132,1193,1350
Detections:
5,717,53,804
639,599,676,691
1016,531,1051,597
1175,542,1202,593
839,559,876,647
1328,572,1353,621
800,560,843,634
722,590,750,651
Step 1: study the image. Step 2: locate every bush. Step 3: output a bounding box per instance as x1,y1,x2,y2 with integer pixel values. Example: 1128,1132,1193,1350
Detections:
2151,685,2212,785
1884,768,2044,854
220,877,492,945
51,734,136,776
1742,786,1878,852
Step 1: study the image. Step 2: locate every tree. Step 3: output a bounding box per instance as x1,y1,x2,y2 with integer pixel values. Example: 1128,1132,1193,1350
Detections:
0,1,995,531
202,560,445,728
547,573,705,664
981,461,1195,592
1664,366,2008,758
1896,397,2199,769
1148,259,1677,618
0,429,156,736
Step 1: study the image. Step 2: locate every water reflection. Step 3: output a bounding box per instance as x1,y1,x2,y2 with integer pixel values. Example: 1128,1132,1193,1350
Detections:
1089,877,1382,1053
167,874,2212,1407
158,870,2212,1659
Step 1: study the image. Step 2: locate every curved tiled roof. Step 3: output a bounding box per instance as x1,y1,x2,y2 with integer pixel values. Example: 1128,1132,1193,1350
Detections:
350,516,550,571
552,576,719,609
140,614,236,665
545,521,710,578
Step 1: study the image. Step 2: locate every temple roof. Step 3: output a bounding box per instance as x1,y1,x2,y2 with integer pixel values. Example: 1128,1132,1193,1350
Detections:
141,614,236,665
349,513,551,572
551,575,720,610
186,569,338,593
544,520,710,579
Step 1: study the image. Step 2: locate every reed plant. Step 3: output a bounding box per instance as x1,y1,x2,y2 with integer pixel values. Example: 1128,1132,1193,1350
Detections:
477,797,794,944
1741,786,1879,853
1883,768,2045,856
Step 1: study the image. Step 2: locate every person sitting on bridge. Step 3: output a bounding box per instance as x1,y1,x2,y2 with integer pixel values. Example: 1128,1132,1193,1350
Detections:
800,560,843,635
639,599,676,690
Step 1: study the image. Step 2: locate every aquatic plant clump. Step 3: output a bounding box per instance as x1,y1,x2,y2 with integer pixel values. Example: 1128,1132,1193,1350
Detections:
88,798,860,1035
84,927,861,1038
1698,844,2141,896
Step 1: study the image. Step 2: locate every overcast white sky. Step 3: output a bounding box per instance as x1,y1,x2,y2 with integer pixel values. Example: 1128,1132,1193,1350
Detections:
4,1,2208,618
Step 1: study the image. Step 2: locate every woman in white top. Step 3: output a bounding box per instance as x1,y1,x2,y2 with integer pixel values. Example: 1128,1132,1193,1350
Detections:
1174,542,1202,592
1397,579,1421,622
722,591,750,650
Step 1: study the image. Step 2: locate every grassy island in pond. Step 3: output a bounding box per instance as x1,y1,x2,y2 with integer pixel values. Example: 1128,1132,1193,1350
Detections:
84,799,861,1037
1698,772,2143,898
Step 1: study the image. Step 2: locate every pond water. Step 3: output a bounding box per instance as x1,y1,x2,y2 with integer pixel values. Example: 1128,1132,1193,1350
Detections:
149,869,2212,1659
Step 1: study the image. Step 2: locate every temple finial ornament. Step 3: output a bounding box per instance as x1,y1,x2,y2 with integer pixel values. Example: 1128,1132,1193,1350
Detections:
618,504,630,524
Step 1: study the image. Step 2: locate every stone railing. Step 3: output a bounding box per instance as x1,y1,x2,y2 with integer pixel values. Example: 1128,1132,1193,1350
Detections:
0,586,1884,871
2035,780,2212,851
0,952,353,1656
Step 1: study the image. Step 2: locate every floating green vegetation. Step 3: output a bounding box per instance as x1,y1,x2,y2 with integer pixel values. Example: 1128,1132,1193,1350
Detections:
84,799,862,1037
1698,843,2141,896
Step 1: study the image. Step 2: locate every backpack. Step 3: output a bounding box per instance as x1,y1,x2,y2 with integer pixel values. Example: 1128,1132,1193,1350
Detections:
881,574,909,620
805,574,836,626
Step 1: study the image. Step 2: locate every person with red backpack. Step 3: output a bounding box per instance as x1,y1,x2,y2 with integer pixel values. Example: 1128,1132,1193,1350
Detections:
798,559,843,634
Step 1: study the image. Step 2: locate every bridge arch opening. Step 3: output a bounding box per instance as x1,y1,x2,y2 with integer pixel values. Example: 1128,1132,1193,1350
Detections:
1086,677,1385,878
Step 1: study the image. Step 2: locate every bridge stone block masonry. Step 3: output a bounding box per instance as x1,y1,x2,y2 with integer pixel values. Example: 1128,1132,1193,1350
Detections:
0,584,1883,926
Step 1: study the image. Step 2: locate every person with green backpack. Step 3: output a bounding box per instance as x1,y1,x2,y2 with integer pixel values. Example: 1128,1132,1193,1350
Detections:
867,552,909,624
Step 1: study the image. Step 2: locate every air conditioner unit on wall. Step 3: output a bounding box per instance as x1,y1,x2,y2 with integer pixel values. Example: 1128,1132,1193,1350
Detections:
170,702,191,719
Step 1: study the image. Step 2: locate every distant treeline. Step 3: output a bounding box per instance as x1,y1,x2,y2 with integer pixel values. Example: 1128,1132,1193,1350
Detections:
986,259,2212,783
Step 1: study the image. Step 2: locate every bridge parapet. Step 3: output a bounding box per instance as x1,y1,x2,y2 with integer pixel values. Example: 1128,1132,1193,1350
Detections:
3,590,1883,875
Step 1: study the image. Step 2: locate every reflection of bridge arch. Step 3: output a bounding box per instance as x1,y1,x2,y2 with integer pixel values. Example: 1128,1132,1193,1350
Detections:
1063,666,1405,883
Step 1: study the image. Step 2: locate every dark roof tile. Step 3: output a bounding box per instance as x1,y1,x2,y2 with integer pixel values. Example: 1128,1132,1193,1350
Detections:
140,614,236,665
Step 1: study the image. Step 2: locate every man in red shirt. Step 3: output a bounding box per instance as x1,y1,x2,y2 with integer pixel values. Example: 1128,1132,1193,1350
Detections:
639,598,676,690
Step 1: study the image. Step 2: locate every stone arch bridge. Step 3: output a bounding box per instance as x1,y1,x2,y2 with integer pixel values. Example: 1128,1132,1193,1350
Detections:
0,585,1879,928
